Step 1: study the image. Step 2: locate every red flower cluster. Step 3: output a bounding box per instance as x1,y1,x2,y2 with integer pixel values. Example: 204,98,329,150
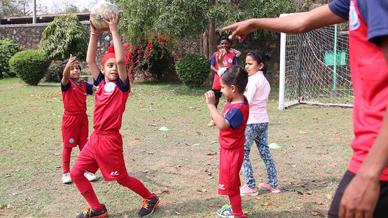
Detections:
144,42,153,64
126,34,170,81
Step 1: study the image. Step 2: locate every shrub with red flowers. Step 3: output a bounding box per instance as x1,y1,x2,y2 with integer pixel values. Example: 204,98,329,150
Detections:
128,34,177,82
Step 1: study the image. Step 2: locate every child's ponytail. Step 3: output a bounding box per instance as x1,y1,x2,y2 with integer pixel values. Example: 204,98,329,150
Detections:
221,65,248,94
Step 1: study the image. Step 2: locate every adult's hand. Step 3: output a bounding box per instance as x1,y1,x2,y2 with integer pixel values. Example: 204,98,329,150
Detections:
339,172,380,218
223,19,257,42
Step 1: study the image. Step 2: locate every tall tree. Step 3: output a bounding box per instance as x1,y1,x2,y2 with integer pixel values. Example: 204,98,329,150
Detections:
62,4,80,14
0,0,30,16
117,0,296,58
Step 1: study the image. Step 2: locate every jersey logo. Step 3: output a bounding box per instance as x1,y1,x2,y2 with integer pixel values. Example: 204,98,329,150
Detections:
104,82,115,94
69,138,75,144
110,171,119,177
349,1,360,31
222,58,233,67
218,184,225,190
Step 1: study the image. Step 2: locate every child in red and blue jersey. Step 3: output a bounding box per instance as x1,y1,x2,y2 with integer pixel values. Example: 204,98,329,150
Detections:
208,36,238,127
204,65,249,218
59,55,97,184
223,0,388,216
70,14,159,218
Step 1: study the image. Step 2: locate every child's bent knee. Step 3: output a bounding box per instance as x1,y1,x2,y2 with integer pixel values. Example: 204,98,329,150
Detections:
70,167,83,180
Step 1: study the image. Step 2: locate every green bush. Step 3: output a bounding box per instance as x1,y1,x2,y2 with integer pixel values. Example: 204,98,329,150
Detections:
40,14,88,61
176,53,209,88
9,50,50,85
45,61,61,82
0,39,20,78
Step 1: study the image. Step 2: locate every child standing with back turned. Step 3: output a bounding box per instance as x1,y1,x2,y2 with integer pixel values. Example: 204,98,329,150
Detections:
240,50,280,196
204,65,249,218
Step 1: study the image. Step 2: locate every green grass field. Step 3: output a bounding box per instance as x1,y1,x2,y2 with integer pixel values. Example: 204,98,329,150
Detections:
0,78,353,217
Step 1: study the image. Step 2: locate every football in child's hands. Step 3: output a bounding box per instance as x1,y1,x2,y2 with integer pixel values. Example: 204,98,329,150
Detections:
90,1,120,31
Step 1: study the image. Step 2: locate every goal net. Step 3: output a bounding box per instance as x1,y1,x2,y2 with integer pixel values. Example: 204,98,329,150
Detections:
278,23,353,109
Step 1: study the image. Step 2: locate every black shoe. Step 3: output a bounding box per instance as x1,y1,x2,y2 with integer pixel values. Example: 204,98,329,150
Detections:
76,204,108,218
138,195,160,217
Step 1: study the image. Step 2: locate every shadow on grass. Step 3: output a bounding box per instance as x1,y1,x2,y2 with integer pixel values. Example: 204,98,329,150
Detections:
101,171,333,217
131,168,340,198
107,197,325,218
280,176,339,193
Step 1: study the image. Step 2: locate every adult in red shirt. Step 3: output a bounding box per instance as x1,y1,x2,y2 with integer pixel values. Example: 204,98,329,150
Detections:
70,14,159,218
224,0,388,217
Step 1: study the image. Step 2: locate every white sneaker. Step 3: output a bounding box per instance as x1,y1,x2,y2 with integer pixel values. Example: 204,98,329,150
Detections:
84,171,97,182
62,172,72,184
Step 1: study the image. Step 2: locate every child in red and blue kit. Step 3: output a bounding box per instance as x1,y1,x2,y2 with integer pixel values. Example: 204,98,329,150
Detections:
204,65,249,218
59,55,97,184
223,0,388,216
208,36,237,127
70,14,159,218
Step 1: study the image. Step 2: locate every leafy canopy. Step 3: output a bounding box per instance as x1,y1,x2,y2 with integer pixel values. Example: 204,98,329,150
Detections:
118,0,296,45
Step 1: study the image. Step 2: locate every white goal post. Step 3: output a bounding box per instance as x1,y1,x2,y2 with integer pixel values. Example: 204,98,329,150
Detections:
278,14,353,110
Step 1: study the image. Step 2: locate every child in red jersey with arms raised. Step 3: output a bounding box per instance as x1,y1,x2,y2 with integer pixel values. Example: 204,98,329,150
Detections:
204,65,249,218
70,13,159,218
59,55,97,184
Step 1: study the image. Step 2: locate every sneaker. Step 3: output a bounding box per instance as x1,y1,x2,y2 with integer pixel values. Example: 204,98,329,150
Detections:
240,184,258,196
62,172,72,184
216,204,233,217
207,119,216,127
76,204,108,218
138,194,159,217
259,182,281,193
84,171,97,182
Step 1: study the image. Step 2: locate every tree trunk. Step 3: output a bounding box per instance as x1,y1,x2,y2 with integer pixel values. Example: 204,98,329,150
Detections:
201,31,209,59
208,18,216,58
200,33,203,55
